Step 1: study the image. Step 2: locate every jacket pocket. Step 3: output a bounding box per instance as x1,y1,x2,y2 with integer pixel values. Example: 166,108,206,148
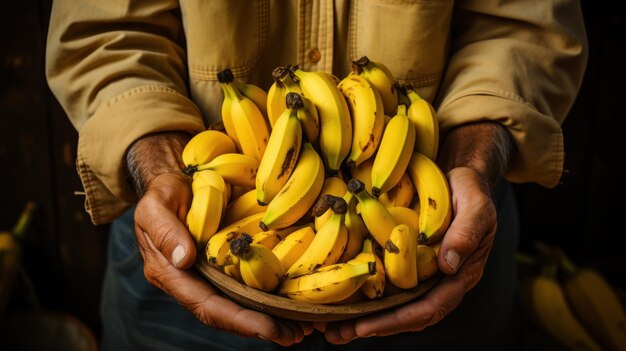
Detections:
349,0,452,87
181,0,269,80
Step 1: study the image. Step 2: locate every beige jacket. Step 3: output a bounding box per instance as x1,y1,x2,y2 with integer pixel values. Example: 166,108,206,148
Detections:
46,0,588,225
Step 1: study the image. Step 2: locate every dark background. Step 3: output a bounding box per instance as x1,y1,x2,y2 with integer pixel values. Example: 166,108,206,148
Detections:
0,0,623,346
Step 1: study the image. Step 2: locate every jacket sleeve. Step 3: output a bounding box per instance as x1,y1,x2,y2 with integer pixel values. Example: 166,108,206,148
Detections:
46,0,206,224
436,0,588,187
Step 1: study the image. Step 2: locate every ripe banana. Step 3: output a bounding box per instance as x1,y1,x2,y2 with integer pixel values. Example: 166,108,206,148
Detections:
191,169,230,210
371,104,416,197
352,56,398,116
524,265,603,351
348,179,398,247
206,230,240,267
338,74,385,168
406,86,439,161
388,206,420,233
272,225,316,271
378,172,414,208
184,153,259,189
279,261,376,304
292,67,352,173
218,68,270,161
230,234,285,292
349,156,374,195
182,129,236,167
266,80,285,128
251,225,304,250
186,184,224,249
407,152,452,245
337,192,367,263
416,244,438,281
286,197,349,278
314,176,348,231
384,224,418,289
234,79,268,122
557,247,626,351
349,238,385,299
260,142,325,231
222,189,267,227
214,212,265,236
256,92,303,205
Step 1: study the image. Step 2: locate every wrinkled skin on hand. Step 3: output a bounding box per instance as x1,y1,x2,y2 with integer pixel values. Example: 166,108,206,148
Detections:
322,122,514,344
128,132,312,347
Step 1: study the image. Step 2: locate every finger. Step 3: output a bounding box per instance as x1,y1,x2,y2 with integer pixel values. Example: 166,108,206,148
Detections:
137,229,285,342
439,167,496,274
298,322,314,336
135,187,197,270
313,321,327,332
324,319,357,345
272,319,307,346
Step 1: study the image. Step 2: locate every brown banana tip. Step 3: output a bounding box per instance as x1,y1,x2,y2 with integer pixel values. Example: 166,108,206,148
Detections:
372,187,381,197
347,178,365,194
345,160,356,169
286,92,304,110
417,232,428,245
352,56,370,67
182,165,198,176
229,236,250,257
368,261,377,275
330,196,348,215
259,222,269,232
217,68,234,83
271,66,288,81
311,194,334,217
241,233,253,243
257,200,267,206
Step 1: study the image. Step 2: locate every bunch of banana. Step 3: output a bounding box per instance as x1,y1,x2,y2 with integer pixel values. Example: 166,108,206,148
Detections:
286,196,349,278
217,68,270,161
407,152,452,245
403,85,439,161
229,233,285,292
556,247,626,351
182,129,236,167
351,56,398,115
260,142,325,231
291,66,352,173
338,73,385,168
279,260,376,304
256,92,304,205
371,104,416,197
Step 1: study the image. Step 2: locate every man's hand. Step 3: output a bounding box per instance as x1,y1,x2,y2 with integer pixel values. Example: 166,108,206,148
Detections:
127,132,312,347
323,122,515,344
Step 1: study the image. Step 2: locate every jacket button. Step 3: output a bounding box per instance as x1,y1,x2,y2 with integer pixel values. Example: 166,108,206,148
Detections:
307,48,321,64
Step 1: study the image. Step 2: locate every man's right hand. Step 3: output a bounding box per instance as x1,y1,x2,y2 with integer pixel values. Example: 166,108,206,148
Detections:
128,133,311,347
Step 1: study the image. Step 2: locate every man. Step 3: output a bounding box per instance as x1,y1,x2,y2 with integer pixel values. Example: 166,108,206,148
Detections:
46,1,588,349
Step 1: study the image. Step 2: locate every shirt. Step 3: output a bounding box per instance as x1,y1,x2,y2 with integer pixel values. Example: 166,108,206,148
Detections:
45,0,588,225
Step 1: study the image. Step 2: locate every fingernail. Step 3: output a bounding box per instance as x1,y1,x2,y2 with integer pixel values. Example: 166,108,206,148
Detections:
172,245,186,268
365,333,377,338
445,249,460,272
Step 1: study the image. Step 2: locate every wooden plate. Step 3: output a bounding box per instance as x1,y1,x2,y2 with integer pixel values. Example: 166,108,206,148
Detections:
195,254,440,322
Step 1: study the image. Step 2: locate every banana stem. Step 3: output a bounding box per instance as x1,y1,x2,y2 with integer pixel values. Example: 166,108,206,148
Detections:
12,202,37,239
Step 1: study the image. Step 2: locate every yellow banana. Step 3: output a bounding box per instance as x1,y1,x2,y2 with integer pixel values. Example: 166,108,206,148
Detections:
314,176,348,231
222,189,267,227
556,247,626,351
384,224,418,289
378,172,414,208
352,56,398,116
406,86,439,161
388,206,419,233
251,225,304,250
279,261,376,304
185,153,258,189
272,226,316,271
266,80,285,128
292,67,352,173
230,234,285,292
348,238,385,299
185,184,224,249
407,152,452,245
349,156,374,195
234,79,268,122
416,244,438,281
223,260,244,284
348,179,398,247
287,197,349,278
191,170,230,210
371,104,416,197
337,192,367,263
260,142,325,231
256,92,303,205
230,185,254,202
524,265,603,351
206,230,240,268
220,77,240,149
218,68,269,161
182,129,237,167
214,212,265,236
338,74,385,168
